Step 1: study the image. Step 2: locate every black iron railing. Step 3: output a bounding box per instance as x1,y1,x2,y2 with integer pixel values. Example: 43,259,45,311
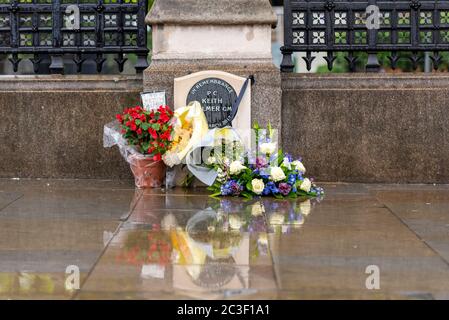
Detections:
281,0,449,72
0,0,148,74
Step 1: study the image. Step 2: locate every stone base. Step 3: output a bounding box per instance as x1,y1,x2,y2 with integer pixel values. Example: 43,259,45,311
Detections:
143,59,282,141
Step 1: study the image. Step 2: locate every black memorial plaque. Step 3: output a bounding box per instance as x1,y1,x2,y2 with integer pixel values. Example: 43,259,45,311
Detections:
187,78,238,129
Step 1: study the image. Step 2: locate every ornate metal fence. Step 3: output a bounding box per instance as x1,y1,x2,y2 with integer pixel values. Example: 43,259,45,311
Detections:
281,0,449,72
0,0,148,74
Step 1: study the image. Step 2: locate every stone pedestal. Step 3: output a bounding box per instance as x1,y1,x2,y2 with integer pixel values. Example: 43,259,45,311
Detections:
144,0,282,138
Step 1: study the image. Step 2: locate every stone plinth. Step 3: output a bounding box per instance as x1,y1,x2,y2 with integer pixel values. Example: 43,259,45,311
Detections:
144,0,282,137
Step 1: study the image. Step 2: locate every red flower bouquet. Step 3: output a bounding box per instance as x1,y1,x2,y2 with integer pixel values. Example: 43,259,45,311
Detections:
116,105,174,161
116,106,175,188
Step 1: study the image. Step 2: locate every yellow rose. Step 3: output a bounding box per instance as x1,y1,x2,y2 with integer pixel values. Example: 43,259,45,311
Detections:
251,179,265,195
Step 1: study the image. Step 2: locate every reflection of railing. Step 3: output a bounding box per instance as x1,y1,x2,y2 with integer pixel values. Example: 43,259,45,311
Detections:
0,0,148,74
281,0,449,72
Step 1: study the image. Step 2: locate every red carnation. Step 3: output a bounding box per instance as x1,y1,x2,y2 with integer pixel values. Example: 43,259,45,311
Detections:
148,128,158,139
118,104,174,156
160,130,171,141
159,112,170,123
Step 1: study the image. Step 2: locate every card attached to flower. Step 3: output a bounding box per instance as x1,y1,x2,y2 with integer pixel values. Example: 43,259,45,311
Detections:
141,91,166,111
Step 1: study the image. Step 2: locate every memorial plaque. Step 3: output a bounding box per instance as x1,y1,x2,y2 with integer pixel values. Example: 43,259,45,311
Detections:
186,78,238,129
174,71,251,132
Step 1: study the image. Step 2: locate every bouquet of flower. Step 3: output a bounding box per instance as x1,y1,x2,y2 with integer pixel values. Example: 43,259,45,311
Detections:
205,123,324,199
112,105,175,188
116,105,174,161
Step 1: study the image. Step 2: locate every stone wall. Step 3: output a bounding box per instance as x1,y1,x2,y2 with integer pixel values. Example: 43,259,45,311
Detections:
282,73,449,183
0,76,141,179
4,73,449,183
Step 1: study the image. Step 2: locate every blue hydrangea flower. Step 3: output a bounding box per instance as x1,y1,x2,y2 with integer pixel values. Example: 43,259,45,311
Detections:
288,174,297,185
266,181,279,194
262,185,271,196
221,180,243,196
221,181,233,196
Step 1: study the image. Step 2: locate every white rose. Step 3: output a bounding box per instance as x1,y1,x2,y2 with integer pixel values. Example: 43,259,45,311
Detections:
251,179,265,195
229,214,242,230
251,202,265,216
270,166,286,182
230,160,247,175
206,156,216,164
260,142,277,155
282,157,292,170
300,178,312,193
292,160,306,174
269,213,285,225
300,199,311,216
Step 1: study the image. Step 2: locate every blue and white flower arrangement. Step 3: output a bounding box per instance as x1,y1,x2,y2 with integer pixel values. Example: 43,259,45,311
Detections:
206,123,324,199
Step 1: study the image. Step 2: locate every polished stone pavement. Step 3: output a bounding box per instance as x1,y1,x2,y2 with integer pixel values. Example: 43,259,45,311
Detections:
1,179,449,300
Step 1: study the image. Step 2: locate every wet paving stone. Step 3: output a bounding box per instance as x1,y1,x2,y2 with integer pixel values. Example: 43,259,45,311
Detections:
1,180,449,299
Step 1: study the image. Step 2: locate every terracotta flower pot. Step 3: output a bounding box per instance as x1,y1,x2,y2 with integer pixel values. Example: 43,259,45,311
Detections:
129,155,166,189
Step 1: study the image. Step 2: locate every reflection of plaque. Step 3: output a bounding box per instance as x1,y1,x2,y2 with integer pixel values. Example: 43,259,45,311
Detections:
187,78,238,129
141,91,166,111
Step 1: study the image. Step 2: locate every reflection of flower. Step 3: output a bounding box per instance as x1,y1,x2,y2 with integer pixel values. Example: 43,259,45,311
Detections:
269,213,285,225
117,230,172,266
229,214,243,230
300,199,312,216
161,213,177,230
251,203,265,217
